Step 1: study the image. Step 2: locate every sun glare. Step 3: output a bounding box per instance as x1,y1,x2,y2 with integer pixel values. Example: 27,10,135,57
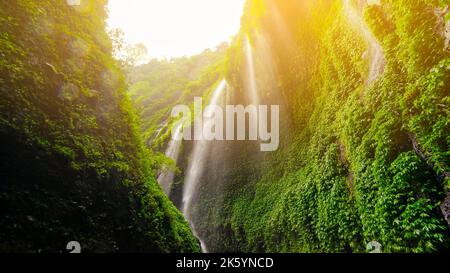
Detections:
107,0,245,59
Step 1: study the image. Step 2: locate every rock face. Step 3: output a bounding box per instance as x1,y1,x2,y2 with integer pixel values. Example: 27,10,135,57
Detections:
434,5,450,49
441,191,450,227
446,20,450,50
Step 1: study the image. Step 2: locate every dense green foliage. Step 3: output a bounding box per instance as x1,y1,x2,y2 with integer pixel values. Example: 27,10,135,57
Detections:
1,0,448,254
0,0,200,253
188,0,450,253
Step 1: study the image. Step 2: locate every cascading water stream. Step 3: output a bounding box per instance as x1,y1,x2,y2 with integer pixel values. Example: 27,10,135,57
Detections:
180,39,262,253
182,79,227,253
243,36,263,149
343,0,385,85
157,122,183,195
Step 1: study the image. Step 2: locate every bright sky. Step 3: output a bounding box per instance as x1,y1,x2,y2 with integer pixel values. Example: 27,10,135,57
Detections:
107,0,245,59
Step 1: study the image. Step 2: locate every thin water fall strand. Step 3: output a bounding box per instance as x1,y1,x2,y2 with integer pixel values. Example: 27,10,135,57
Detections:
182,79,227,253
157,122,183,195
343,0,385,84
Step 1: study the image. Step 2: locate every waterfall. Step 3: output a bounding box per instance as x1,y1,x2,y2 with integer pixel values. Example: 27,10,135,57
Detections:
182,79,227,253
180,38,261,253
157,122,183,195
244,36,262,149
343,0,385,85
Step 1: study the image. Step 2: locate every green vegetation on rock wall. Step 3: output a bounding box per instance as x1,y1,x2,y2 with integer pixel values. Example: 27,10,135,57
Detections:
192,0,450,253
0,0,200,253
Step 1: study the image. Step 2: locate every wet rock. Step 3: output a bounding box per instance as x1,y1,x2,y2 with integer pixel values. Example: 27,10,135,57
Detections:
434,5,449,49
445,20,450,50
441,190,450,227
58,83,80,102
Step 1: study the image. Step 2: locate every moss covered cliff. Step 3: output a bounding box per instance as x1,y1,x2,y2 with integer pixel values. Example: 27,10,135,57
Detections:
0,0,200,253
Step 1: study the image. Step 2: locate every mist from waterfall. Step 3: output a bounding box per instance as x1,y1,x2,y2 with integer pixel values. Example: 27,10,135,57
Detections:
343,0,385,84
